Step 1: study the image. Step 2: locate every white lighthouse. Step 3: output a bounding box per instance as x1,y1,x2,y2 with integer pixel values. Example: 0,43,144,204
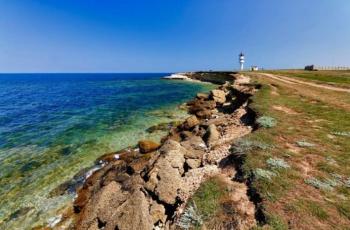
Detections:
239,52,245,71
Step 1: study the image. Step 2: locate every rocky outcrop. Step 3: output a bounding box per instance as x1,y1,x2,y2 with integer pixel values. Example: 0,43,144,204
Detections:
187,99,216,119
145,140,186,204
182,115,199,130
210,89,226,104
204,124,220,147
66,73,260,230
179,72,236,84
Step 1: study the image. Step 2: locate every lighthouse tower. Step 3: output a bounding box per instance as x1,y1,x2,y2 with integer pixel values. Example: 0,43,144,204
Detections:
239,52,245,71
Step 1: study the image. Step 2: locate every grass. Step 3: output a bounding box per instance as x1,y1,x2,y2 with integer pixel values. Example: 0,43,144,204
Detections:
239,72,350,228
336,202,350,220
191,177,224,220
263,70,350,87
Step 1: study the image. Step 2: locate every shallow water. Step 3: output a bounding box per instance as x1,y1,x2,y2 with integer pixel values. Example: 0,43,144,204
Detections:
0,73,215,229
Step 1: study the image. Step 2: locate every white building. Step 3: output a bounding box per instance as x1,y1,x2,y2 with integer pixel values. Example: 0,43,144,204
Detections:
251,66,259,71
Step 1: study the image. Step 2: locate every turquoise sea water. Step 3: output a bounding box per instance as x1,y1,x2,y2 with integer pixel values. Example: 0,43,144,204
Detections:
0,73,215,229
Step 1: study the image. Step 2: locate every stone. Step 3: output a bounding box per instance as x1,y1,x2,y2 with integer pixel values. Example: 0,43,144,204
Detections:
196,109,213,119
180,131,193,140
180,135,207,152
159,139,185,154
128,156,152,173
188,99,216,114
146,140,186,205
186,159,201,169
187,99,216,119
150,200,166,224
155,164,184,204
196,93,209,100
138,140,160,154
204,124,220,147
76,181,129,230
182,115,199,130
210,89,226,104
114,189,154,230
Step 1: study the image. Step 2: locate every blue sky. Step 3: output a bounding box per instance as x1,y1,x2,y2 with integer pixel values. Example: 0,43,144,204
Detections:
0,0,349,72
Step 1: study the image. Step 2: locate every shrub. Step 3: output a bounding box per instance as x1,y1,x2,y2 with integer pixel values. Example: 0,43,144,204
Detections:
304,177,333,191
331,131,350,137
266,157,290,169
325,156,337,165
177,202,203,230
344,177,350,188
231,138,271,154
256,116,277,128
296,140,315,147
254,168,277,180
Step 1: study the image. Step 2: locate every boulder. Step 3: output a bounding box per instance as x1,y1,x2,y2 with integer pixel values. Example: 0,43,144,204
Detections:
76,181,129,230
159,140,183,153
196,93,209,100
188,99,216,114
196,109,213,119
180,136,207,152
180,131,193,140
128,156,152,173
182,115,199,130
155,163,184,204
204,124,220,147
114,189,154,230
138,140,160,154
146,140,186,204
210,89,226,104
150,200,166,224
186,159,201,169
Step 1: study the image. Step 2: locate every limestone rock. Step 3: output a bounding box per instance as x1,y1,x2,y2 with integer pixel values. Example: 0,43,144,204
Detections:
188,99,216,114
76,181,128,230
146,140,186,205
210,89,226,104
186,158,201,169
114,189,154,230
183,115,199,130
181,135,207,152
159,139,185,154
138,140,160,154
196,109,213,119
154,161,184,205
204,124,220,147
150,200,166,224
196,93,209,100
180,131,193,140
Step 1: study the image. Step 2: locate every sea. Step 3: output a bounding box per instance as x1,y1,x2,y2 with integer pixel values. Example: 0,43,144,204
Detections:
0,73,215,229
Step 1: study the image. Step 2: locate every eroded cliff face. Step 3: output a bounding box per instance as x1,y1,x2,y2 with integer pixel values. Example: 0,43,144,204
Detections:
59,73,261,230
181,72,238,84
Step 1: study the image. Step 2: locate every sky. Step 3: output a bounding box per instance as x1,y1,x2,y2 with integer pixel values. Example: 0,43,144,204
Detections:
0,0,349,72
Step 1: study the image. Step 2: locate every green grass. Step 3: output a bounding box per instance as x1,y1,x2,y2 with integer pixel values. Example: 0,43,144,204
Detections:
239,73,350,228
191,177,225,220
336,202,350,220
264,70,350,87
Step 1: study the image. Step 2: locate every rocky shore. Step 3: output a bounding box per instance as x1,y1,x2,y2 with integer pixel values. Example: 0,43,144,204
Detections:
55,72,261,230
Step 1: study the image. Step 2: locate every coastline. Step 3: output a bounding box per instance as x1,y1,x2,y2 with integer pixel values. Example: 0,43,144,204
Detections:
52,72,261,229
0,74,217,230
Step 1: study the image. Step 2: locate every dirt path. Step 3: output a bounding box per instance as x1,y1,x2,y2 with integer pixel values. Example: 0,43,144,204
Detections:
259,73,350,93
